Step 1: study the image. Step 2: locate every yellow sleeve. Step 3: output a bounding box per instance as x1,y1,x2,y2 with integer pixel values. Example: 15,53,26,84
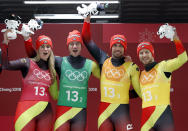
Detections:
49,78,59,100
164,51,188,73
91,61,100,79
130,63,142,98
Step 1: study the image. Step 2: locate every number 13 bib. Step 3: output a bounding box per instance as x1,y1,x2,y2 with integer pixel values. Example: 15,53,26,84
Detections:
58,57,92,108
140,63,171,108
20,60,51,101
100,58,132,104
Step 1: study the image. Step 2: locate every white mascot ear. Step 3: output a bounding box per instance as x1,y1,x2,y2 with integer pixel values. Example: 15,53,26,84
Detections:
17,20,21,25
82,4,88,9
157,31,160,35
4,19,8,24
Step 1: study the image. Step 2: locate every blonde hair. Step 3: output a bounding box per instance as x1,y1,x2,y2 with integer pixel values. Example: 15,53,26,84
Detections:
32,50,56,84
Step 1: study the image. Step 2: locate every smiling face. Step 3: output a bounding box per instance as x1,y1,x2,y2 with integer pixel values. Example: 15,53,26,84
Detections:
68,41,82,57
111,43,124,59
38,44,52,61
139,48,154,65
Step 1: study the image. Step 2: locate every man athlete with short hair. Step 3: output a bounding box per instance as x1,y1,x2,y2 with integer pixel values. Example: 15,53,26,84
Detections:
82,15,141,131
137,29,187,131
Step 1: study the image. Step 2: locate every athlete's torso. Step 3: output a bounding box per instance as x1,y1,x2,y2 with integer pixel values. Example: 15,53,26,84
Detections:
58,56,92,108
140,62,171,108
100,57,133,104
54,55,87,78
20,59,52,101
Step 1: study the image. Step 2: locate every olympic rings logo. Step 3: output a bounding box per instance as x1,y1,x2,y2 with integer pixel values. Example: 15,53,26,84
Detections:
141,74,155,83
33,69,51,81
65,70,88,81
140,70,157,85
105,67,125,79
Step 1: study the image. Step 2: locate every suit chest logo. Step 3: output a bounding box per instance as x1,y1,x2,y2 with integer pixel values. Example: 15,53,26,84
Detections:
140,69,157,85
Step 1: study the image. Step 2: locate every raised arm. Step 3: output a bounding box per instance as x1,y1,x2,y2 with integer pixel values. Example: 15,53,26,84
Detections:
1,30,29,77
163,31,188,72
24,37,37,58
82,16,108,66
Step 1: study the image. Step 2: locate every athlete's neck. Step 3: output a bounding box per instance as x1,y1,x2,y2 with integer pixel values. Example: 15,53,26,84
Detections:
67,55,86,69
68,55,82,63
111,57,125,67
145,61,157,71
36,59,48,70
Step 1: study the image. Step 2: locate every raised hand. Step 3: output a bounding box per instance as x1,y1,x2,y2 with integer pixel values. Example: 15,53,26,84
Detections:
20,19,43,40
20,24,34,40
2,29,12,45
124,55,132,62
84,15,91,23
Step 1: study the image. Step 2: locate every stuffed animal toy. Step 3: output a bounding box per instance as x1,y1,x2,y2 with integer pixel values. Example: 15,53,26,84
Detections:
157,23,176,41
77,2,107,18
20,18,43,38
1,14,22,40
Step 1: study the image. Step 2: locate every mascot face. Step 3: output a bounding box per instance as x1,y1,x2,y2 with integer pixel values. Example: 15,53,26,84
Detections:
1,15,22,40
2,19,21,40
157,24,167,39
28,19,43,31
157,23,175,41
5,19,21,30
